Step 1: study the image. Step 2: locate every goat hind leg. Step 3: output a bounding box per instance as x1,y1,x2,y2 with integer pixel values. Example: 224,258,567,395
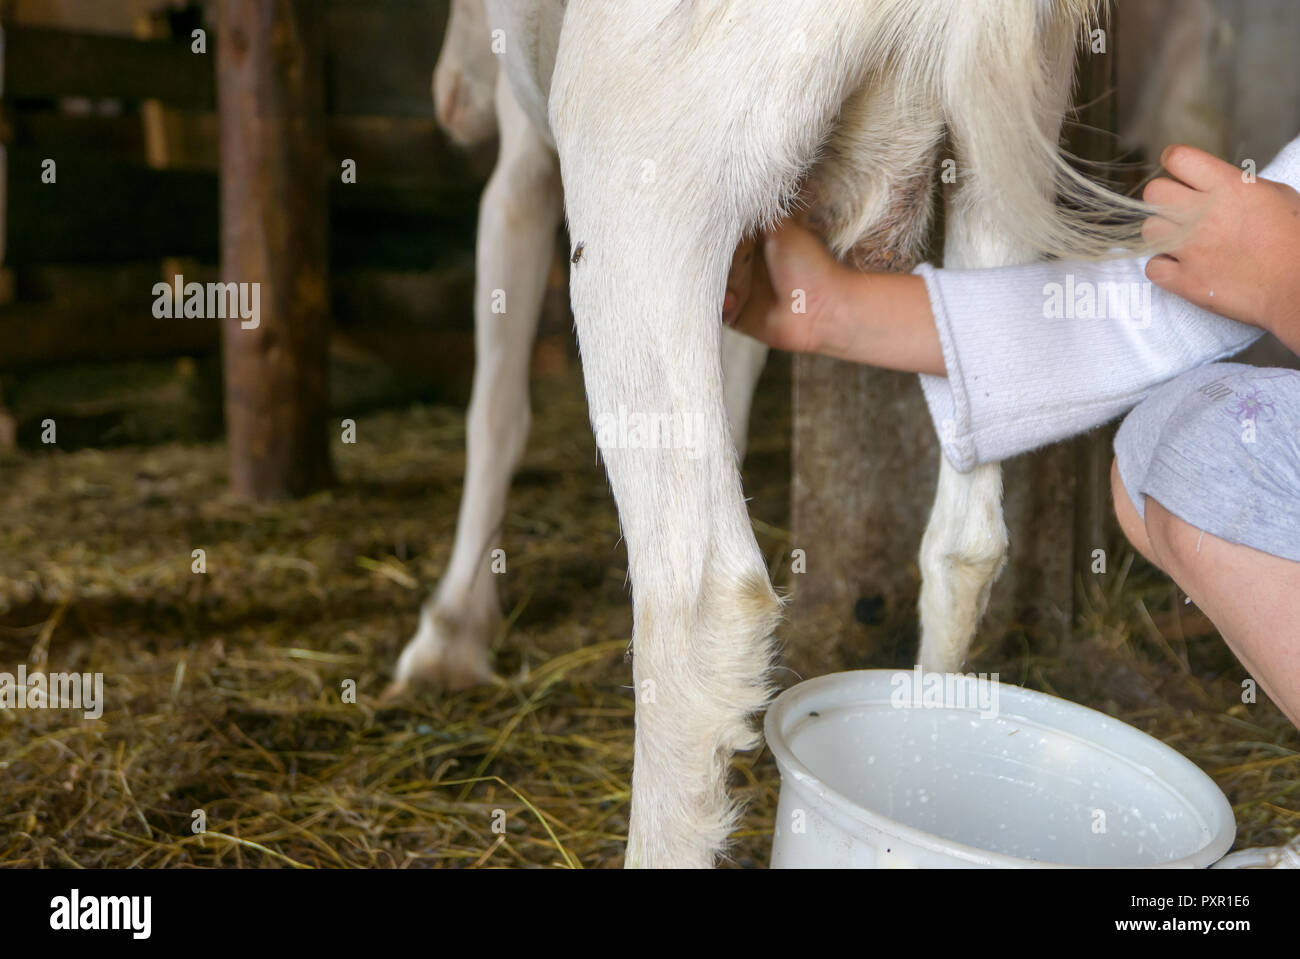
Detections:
563,217,781,868
560,199,781,868
914,16,1078,674
917,459,1008,672
390,75,561,695
548,0,876,866
915,203,1017,675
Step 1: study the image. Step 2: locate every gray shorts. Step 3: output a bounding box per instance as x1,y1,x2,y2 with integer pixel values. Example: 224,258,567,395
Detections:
1114,363,1300,562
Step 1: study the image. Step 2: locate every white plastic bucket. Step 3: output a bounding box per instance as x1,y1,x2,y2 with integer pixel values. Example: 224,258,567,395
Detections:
766,670,1235,868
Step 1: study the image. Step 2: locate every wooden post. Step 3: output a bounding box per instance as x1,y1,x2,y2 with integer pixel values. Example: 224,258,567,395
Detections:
0,21,14,450
217,0,333,500
790,358,939,674
1,20,8,270
1071,7,1130,618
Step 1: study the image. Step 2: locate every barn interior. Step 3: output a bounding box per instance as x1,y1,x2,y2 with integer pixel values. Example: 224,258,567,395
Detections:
1,0,1297,868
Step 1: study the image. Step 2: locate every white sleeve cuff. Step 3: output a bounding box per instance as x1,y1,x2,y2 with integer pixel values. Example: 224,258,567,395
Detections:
1262,136,1300,191
912,258,1264,473
916,263,978,472
910,131,1300,473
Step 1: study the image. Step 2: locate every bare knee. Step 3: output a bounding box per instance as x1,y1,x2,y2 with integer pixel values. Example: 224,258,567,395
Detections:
1111,458,1162,569
1142,498,1205,589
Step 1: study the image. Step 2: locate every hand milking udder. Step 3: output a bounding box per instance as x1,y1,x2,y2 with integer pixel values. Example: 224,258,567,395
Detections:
722,237,757,328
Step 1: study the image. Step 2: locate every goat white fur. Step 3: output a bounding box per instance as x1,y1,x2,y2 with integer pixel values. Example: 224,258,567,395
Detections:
400,0,1146,868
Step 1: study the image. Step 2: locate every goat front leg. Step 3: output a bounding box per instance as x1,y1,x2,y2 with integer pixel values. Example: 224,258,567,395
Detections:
549,0,870,866
390,74,561,695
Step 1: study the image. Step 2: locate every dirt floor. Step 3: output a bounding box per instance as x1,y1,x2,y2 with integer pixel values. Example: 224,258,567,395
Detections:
1,356,1296,868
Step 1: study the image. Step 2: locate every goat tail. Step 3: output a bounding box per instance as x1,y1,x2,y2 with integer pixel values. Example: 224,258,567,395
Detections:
940,0,1151,260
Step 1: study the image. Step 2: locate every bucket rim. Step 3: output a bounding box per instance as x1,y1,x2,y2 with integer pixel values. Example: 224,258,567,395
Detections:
763,669,1236,869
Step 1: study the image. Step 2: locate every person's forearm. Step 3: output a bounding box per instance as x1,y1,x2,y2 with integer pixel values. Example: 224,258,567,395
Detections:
815,271,947,377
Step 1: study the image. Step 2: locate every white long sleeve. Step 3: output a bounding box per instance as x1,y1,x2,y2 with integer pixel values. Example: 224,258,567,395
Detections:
918,135,1300,473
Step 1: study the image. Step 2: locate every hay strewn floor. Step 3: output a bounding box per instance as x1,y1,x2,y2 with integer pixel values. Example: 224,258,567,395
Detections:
1,358,1295,867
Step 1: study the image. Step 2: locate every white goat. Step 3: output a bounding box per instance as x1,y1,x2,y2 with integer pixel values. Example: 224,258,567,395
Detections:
397,0,1143,868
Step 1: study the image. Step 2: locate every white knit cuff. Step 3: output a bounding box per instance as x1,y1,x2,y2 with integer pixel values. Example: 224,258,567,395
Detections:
1261,136,1300,191
915,262,978,472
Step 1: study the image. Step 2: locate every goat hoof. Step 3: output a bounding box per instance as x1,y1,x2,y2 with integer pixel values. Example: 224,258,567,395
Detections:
388,604,499,697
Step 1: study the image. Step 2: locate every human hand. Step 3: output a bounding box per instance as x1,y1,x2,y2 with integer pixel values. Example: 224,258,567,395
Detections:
1144,145,1300,353
726,219,844,354
721,237,756,329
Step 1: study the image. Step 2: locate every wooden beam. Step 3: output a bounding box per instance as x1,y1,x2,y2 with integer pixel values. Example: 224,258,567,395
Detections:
218,0,333,500
0,294,481,382
5,149,476,266
4,26,215,108
11,113,149,165
0,299,218,367
4,6,450,117
6,151,219,263
10,113,479,178
0,268,474,369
